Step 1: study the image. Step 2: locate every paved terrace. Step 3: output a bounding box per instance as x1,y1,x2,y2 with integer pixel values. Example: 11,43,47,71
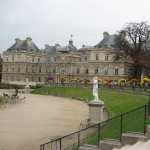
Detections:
0,94,88,150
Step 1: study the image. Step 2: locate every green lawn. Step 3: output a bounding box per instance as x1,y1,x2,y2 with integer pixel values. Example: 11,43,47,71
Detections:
32,87,148,116
33,87,149,147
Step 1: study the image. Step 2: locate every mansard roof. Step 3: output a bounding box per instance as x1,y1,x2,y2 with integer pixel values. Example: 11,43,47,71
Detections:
7,37,40,52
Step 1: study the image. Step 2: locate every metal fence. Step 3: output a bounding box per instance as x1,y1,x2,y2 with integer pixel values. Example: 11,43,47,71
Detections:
40,105,147,150
46,83,150,94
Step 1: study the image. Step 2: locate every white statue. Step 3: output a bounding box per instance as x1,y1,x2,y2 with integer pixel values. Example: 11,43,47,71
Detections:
93,77,104,104
25,78,30,94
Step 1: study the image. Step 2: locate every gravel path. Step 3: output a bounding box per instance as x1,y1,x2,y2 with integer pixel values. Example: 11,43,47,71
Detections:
0,94,89,150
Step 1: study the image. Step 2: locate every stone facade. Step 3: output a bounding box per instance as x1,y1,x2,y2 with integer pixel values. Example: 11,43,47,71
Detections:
1,34,134,85
49,48,133,84
2,38,49,85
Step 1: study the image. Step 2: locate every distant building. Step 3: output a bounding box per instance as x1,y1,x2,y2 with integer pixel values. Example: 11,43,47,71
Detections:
1,33,134,85
48,32,133,84
2,37,49,85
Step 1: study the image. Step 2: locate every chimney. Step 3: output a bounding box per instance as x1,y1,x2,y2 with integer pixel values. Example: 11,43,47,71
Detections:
26,37,32,45
103,32,109,39
26,37,32,41
69,40,73,45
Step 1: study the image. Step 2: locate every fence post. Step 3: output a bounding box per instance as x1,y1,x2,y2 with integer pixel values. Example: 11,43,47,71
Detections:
78,131,80,148
98,123,101,148
120,114,123,141
144,105,147,135
59,138,62,150
40,144,44,150
148,94,150,116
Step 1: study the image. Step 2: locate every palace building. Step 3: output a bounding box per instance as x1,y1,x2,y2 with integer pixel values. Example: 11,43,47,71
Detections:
1,33,134,85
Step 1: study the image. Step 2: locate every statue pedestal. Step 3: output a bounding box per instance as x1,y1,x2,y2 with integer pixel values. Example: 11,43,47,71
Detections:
88,101,106,124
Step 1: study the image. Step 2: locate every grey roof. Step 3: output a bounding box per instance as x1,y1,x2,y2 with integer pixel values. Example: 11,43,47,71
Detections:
95,32,118,48
7,37,40,52
57,40,77,52
44,44,57,55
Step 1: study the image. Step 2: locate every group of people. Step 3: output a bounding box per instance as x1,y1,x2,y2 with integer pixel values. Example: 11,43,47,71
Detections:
3,88,19,99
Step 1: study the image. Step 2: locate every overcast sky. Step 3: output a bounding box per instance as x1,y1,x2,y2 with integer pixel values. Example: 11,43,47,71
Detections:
0,0,150,51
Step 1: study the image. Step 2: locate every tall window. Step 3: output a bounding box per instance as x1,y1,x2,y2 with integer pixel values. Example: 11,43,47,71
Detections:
85,69,89,74
39,66,42,73
18,66,20,72
32,57,34,62
26,67,28,73
105,55,109,61
53,69,56,73
32,77,34,82
95,68,99,74
77,68,80,74
32,65,35,73
38,58,40,62
12,67,14,72
115,68,119,75
104,69,108,75
84,56,87,61
12,56,14,62
96,54,99,60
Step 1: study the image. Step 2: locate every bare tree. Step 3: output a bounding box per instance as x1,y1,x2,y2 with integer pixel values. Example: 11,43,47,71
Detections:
116,22,150,78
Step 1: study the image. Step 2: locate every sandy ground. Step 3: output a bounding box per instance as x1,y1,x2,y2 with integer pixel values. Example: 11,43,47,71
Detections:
0,94,89,150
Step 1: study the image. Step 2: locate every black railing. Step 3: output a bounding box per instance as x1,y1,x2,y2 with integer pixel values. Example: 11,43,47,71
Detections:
40,105,147,150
